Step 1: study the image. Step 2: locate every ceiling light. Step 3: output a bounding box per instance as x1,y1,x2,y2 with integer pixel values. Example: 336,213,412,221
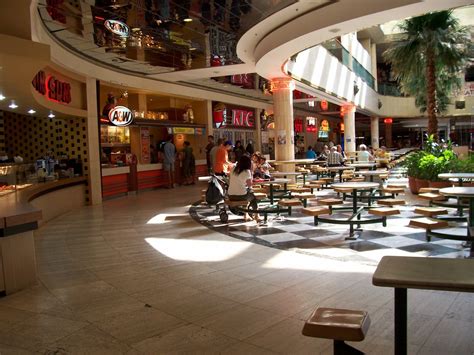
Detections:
0,94,5,101
48,112,55,118
28,109,36,114
183,18,193,23
8,101,18,109
189,47,196,51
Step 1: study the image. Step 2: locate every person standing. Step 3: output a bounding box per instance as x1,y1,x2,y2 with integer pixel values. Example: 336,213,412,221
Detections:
233,140,245,162
205,135,214,174
209,138,223,173
182,141,196,185
246,140,255,155
214,140,234,176
163,135,176,188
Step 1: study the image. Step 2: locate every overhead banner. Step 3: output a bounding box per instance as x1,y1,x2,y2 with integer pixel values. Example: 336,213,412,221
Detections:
173,127,195,134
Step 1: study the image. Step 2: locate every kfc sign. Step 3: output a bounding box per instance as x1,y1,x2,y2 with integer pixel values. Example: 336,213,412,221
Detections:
32,70,71,104
231,109,254,127
108,106,134,126
213,103,254,128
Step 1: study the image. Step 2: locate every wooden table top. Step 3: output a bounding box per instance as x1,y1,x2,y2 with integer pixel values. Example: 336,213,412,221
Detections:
373,256,474,292
439,187,474,198
348,163,376,167
269,159,316,165
438,173,474,180
332,182,379,189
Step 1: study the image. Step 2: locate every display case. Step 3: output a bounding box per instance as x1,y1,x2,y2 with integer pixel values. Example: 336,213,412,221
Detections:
100,125,130,146
0,164,36,196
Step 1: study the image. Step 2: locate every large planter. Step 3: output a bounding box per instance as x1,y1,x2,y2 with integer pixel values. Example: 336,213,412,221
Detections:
408,176,418,194
415,178,429,193
429,180,451,188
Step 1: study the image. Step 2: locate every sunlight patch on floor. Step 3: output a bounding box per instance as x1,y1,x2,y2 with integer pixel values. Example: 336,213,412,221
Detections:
145,238,252,262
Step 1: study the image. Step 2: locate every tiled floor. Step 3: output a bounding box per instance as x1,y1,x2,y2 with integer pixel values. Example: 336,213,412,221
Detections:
192,185,471,265
0,185,473,354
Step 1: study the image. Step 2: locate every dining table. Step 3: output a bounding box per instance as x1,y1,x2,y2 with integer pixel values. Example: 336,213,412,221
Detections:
438,173,474,186
326,166,354,182
318,181,381,239
373,256,474,355
357,169,389,184
348,162,377,171
271,171,308,185
258,178,291,204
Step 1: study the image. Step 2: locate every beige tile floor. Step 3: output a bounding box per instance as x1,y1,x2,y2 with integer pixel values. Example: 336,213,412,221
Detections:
0,185,473,354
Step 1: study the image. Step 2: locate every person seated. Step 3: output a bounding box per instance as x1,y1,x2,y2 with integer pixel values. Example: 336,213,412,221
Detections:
336,144,347,160
254,156,271,179
327,146,345,167
228,155,260,222
357,144,374,162
306,146,317,159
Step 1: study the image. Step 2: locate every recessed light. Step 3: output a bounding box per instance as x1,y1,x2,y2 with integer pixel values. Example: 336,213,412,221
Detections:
0,94,5,101
28,109,36,114
189,47,196,51
48,112,55,118
183,18,192,23
9,101,18,109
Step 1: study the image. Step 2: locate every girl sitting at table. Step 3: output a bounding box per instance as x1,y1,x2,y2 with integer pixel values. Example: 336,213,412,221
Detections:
254,156,272,179
228,155,260,222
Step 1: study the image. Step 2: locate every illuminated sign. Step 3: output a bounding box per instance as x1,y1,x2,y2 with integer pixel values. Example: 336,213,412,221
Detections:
213,103,254,128
306,117,317,133
108,106,134,126
104,19,130,37
32,70,71,104
294,118,303,133
173,127,195,134
318,119,330,138
384,118,393,124
320,100,328,111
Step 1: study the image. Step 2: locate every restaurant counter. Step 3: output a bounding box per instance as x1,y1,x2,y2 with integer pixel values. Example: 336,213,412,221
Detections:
0,177,87,296
101,160,208,198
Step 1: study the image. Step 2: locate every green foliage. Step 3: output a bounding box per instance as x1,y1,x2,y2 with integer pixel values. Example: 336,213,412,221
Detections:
449,155,474,173
383,10,470,117
404,135,457,180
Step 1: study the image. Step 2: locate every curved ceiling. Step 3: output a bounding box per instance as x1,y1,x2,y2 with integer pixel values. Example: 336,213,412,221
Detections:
237,0,473,80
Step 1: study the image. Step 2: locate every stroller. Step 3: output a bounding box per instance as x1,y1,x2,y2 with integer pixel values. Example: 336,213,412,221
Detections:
205,174,229,222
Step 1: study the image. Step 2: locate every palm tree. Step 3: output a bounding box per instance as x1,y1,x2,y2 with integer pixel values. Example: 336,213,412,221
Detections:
383,10,469,139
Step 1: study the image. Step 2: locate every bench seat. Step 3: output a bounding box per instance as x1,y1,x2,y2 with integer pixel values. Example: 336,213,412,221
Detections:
408,217,449,230
368,207,400,216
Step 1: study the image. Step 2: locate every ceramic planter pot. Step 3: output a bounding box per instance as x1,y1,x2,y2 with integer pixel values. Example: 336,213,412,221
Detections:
415,178,429,192
408,176,418,194
428,181,451,188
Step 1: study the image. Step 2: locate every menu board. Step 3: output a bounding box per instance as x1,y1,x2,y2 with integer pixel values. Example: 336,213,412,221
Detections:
140,127,150,164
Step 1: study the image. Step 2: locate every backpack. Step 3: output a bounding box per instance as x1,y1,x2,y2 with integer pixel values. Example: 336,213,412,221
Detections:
206,176,224,205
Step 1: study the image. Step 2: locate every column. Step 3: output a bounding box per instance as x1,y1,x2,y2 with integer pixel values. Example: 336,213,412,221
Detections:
255,108,262,152
371,117,379,149
206,100,214,137
271,77,295,173
343,104,356,153
385,119,393,148
86,77,102,205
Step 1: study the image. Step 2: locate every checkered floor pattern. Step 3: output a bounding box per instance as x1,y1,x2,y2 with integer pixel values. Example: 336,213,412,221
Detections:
190,189,470,265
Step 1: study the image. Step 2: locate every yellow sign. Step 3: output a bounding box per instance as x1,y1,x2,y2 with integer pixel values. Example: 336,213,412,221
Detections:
173,127,195,134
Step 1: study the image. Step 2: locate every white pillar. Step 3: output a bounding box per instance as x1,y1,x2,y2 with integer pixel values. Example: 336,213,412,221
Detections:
271,77,295,172
86,77,102,205
255,108,262,152
343,105,356,153
206,100,213,137
371,117,380,149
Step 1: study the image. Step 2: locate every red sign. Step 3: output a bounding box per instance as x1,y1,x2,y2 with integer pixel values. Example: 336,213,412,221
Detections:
320,100,328,111
32,71,71,104
294,119,303,133
384,118,393,124
213,104,254,128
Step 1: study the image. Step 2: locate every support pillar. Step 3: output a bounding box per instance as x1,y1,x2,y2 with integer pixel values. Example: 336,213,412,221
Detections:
86,77,102,205
385,120,393,148
371,117,379,149
271,77,295,172
255,108,262,152
343,105,356,154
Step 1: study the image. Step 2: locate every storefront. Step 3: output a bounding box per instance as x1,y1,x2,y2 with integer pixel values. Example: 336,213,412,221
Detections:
212,102,257,156
99,87,209,198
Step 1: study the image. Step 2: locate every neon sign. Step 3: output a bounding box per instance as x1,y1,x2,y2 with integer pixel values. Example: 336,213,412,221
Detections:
108,106,134,126
104,19,130,37
32,70,71,104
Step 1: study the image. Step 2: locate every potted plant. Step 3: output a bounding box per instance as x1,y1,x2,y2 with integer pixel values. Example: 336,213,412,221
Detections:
403,150,424,193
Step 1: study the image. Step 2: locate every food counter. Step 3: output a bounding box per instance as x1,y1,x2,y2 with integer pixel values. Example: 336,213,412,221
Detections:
101,160,208,198
0,177,87,296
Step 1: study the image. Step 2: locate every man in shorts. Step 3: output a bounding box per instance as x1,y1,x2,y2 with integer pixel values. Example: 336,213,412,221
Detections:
163,135,176,188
